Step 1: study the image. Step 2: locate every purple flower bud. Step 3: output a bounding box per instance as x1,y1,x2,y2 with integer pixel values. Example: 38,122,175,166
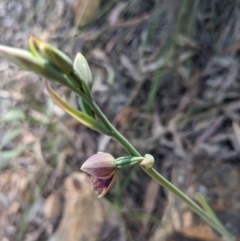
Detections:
80,152,117,197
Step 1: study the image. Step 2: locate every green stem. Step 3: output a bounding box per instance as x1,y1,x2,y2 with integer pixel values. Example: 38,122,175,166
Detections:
144,168,233,241
68,75,233,240
88,99,233,241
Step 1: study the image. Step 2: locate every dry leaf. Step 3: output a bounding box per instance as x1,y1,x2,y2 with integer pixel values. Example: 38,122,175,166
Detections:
120,54,142,81
108,2,127,26
49,173,105,241
72,0,100,27
141,180,159,236
44,193,61,220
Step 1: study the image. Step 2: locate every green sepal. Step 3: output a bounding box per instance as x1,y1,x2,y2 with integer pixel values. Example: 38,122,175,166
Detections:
116,156,144,169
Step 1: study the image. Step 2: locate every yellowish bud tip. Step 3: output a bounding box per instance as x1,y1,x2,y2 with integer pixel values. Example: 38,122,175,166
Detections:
30,36,73,74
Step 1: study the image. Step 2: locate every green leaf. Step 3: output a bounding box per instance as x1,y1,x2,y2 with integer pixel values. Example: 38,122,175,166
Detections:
196,193,234,241
0,145,25,169
2,109,25,122
1,128,22,146
45,81,111,135
78,97,95,118
196,193,223,226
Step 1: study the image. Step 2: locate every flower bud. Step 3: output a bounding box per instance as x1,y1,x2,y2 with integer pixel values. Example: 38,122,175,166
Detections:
30,36,73,74
73,53,93,89
140,154,154,169
0,45,66,84
80,152,117,197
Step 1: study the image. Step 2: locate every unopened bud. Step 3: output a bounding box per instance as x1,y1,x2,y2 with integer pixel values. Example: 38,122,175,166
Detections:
140,154,154,169
81,152,116,178
73,53,93,89
30,36,73,74
0,45,66,83
80,152,117,197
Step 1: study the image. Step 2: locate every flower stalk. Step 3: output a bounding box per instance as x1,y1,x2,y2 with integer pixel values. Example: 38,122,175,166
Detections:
89,99,234,241
115,156,144,168
0,39,234,241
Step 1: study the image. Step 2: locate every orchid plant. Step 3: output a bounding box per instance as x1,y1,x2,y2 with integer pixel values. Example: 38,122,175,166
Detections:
0,37,234,241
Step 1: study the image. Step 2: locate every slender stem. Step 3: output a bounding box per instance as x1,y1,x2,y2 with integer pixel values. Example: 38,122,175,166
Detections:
144,168,233,241
91,101,142,155
67,80,233,239
89,100,234,241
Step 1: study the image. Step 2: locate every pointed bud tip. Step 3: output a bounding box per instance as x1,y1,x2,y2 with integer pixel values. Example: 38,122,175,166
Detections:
28,36,73,74
30,36,42,47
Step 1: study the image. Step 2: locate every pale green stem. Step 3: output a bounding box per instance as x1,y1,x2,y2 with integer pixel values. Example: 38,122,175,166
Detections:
88,99,234,241
144,168,233,241
65,74,233,240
